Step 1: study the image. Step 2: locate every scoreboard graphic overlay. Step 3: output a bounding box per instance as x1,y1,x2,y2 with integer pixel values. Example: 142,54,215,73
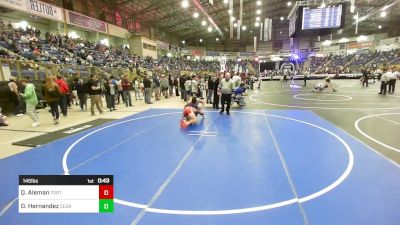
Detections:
18,175,114,213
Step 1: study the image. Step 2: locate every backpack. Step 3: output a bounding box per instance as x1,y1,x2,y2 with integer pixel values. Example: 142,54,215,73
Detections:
48,88,60,98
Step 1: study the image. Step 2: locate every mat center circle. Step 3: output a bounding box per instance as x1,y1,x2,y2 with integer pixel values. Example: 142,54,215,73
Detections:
62,111,354,215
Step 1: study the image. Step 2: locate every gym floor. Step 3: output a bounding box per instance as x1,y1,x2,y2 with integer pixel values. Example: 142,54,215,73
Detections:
0,79,399,225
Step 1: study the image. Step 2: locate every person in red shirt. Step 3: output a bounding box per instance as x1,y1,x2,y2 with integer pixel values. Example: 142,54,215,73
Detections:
55,75,70,116
121,76,133,107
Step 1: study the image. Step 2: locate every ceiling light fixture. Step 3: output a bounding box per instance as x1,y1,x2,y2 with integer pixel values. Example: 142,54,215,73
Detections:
233,23,238,27
228,9,233,15
231,16,235,21
208,26,213,32
381,5,389,11
256,0,262,6
255,22,260,27
199,39,203,42
181,0,189,8
256,16,260,21
380,11,387,17
280,16,284,21
216,37,219,41
182,40,185,44
378,25,382,29
287,2,292,7
223,0,228,4
193,12,199,18
256,9,261,15
242,25,247,30
201,20,207,26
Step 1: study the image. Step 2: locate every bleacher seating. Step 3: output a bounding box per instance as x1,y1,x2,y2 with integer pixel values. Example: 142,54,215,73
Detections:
0,19,399,79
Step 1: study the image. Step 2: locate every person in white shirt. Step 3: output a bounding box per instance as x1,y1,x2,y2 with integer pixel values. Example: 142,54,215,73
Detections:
184,77,192,101
232,73,241,88
378,68,389,95
86,54,94,62
218,72,235,115
191,76,199,97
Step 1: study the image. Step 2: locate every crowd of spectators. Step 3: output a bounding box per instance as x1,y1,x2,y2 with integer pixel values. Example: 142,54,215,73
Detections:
0,20,261,76
1,19,400,78
305,49,400,74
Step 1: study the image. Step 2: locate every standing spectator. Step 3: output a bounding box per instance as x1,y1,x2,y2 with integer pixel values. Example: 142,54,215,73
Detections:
378,69,389,95
87,74,104,116
153,74,161,101
207,76,215,104
55,75,69,117
19,79,39,127
43,77,61,125
213,75,220,109
179,75,186,100
174,76,180,97
392,67,399,93
232,73,241,88
168,74,174,96
218,72,235,115
121,76,133,107
362,68,370,87
8,76,21,115
75,79,87,111
133,78,142,100
282,70,287,83
116,77,124,104
388,67,397,93
184,77,192,101
199,77,206,98
143,75,153,104
161,75,169,99
191,76,199,97
303,72,308,87
104,79,116,111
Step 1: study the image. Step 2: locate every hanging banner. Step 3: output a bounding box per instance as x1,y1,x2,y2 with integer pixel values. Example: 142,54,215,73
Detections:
206,51,220,56
126,18,134,31
181,48,189,54
115,10,123,27
263,18,269,41
157,41,169,49
135,21,141,33
191,50,204,56
239,52,255,57
347,42,373,49
268,19,272,41
220,56,227,72
0,0,63,21
65,10,108,33
254,36,257,52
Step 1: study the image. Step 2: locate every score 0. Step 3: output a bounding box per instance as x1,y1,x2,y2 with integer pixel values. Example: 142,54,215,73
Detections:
99,185,113,213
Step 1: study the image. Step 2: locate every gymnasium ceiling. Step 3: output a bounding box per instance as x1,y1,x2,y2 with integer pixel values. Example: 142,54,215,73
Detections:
113,0,400,45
